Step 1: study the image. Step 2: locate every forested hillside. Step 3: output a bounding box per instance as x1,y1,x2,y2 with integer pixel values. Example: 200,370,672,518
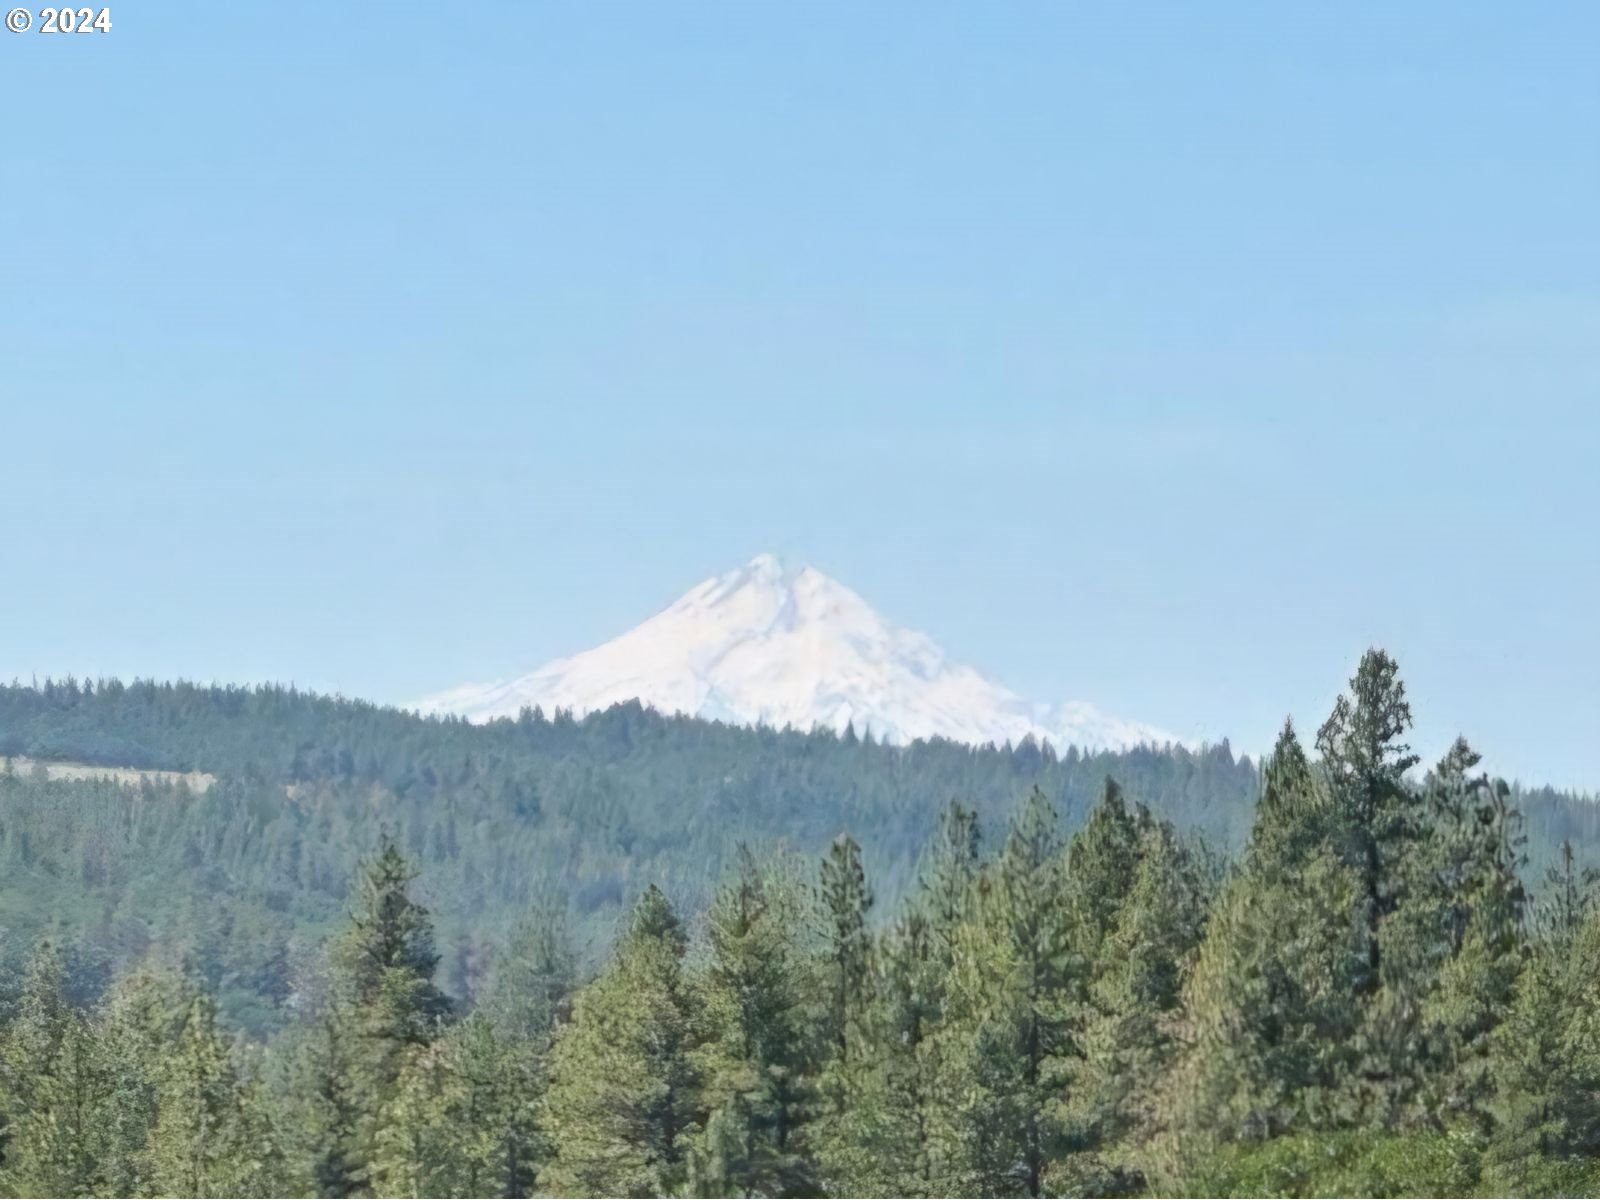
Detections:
0,672,1594,1040
1,651,1599,1196
0,676,1264,1031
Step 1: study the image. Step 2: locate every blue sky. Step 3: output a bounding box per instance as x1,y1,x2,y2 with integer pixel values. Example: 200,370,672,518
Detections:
2,3,1596,787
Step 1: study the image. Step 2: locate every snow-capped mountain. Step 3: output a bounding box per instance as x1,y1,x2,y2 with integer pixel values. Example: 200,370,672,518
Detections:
414,554,1182,753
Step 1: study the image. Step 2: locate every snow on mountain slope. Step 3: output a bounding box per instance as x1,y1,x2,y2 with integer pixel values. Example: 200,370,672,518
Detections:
414,554,1182,753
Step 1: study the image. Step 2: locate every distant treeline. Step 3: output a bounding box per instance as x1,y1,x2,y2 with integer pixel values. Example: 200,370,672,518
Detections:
0,671,1593,1039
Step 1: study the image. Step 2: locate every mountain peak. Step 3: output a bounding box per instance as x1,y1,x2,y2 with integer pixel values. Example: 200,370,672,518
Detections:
415,557,1182,753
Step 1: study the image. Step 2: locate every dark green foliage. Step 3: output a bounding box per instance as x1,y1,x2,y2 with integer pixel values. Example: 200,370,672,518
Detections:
0,677,1261,1031
816,834,874,1066
1181,1130,1484,1198
141,993,276,1197
0,943,113,1197
543,887,700,1197
692,849,821,1198
0,657,1597,1196
949,785,1076,1197
1172,721,1368,1147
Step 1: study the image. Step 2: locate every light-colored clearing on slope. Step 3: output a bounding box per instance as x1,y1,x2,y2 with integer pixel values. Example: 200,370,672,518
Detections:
3,756,216,793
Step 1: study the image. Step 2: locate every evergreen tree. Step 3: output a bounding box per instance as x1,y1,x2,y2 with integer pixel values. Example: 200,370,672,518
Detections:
1315,648,1422,999
141,993,276,1197
479,908,575,1045
371,1013,527,1198
813,835,876,1191
1062,779,1145,963
1247,718,1332,879
1536,838,1597,938
295,840,452,1196
947,786,1074,1197
93,971,178,1198
1167,722,1365,1161
837,910,962,1197
692,850,819,1198
1413,740,1528,1132
1487,904,1600,1171
486,915,576,1198
1061,813,1205,1193
816,834,874,1067
0,942,113,1198
1316,650,1442,1129
277,1012,364,1198
544,885,703,1198
920,799,981,961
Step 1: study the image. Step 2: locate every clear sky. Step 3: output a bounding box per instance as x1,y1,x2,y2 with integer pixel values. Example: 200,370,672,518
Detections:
3,3,1596,788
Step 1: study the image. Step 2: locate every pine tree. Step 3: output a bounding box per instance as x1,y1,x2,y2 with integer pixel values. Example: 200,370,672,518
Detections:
93,970,178,1198
1063,779,1145,963
1536,838,1597,939
1166,722,1365,1162
1247,718,1331,879
479,908,575,1045
839,910,959,1197
947,786,1074,1198
1061,813,1205,1193
308,839,453,1196
691,850,820,1198
1316,650,1440,1129
0,942,113,1198
1412,740,1528,1132
371,1013,526,1198
1315,649,1422,999
920,799,981,961
472,909,575,1198
141,993,275,1197
816,834,874,1067
813,835,876,1192
278,1012,364,1198
544,885,703,1198
1487,904,1600,1171
336,838,452,1029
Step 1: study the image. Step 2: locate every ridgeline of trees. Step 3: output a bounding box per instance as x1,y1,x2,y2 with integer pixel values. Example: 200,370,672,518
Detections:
1,653,1599,1195
0,675,1268,1035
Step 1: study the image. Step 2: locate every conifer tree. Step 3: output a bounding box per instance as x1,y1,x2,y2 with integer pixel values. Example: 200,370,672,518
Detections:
1062,779,1145,962
1537,838,1597,938
1487,903,1600,1171
1316,650,1440,1128
278,1012,364,1199
371,1013,526,1198
836,910,960,1197
947,786,1074,1198
1315,648,1422,998
1168,722,1365,1158
1247,718,1331,879
816,834,874,1067
544,885,703,1198
692,850,820,1198
813,835,876,1191
141,993,275,1197
1413,740,1528,1132
94,971,179,1198
311,839,452,1196
1062,813,1205,1192
920,799,981,961
0,942,113,1198
468,906,576,1197
479,909,575,1044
